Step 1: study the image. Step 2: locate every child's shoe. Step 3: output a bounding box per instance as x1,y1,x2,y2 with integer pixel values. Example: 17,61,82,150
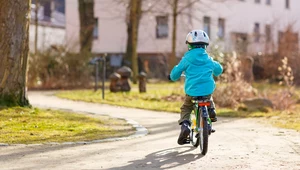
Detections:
177,120,191,145
208,108,218,122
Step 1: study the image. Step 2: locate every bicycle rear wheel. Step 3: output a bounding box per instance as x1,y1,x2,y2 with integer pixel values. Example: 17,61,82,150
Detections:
199,117,209,155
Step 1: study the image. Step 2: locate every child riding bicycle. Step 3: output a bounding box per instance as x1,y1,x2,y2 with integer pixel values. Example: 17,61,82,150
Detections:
168,30,223,145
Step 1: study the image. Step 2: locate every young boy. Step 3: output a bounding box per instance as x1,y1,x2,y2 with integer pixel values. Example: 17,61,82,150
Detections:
169,30,223,145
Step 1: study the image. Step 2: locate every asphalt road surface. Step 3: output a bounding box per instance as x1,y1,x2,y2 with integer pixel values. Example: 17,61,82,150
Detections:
0,92,299,170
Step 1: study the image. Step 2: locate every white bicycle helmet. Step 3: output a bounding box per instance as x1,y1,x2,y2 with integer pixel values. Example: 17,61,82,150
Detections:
186,30,209,45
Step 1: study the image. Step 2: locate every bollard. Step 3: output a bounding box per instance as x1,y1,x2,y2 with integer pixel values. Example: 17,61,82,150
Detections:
109,72,121,92
117,66,132,92
102,55,106,99
138,72,147,93
89,55,106,99
95,61,99,91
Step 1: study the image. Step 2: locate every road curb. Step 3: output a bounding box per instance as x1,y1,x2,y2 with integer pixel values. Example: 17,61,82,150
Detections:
57,118,148,145
41,106,149,145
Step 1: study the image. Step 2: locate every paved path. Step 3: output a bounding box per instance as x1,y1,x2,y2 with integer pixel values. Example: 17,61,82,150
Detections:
0,91,299,170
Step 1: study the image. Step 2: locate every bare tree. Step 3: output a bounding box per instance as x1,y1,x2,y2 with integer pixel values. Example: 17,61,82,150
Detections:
78,0,95,53
120,0,210,78
169,0,200,70
34,0,40,55
170,0,179,71
0,0,31,106
124,0,142,83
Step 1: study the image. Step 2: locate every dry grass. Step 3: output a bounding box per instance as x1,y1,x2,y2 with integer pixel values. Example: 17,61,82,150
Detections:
214,52,257,107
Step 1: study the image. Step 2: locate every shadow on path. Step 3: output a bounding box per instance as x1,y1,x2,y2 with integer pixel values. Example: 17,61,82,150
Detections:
107,146,204,170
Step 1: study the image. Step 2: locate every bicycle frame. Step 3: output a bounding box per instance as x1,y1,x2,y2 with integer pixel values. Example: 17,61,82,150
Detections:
192,100,212,133
190,98,213,155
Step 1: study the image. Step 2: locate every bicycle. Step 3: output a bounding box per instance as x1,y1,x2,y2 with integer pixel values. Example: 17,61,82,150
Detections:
188,96,214,155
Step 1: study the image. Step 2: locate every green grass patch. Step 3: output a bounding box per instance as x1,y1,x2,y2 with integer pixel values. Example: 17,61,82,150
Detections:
57,83,184,113
217,108,299,130
252,81,283,92
268,108,300,130
0,107,134,144
56,82,300,131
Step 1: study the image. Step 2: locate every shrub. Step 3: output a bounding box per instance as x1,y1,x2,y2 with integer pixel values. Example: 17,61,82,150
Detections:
262,57,297,110
213,52,257,107
28,47,93,89
253,25,300,85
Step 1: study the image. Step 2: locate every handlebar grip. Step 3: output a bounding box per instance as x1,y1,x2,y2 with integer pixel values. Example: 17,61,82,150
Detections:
167,75,171,81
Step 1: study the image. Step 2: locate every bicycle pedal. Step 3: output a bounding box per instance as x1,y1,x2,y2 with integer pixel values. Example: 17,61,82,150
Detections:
183,139,190,144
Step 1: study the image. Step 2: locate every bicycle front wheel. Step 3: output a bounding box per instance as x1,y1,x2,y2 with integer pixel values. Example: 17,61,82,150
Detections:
199,117,209,155
191,128,199,147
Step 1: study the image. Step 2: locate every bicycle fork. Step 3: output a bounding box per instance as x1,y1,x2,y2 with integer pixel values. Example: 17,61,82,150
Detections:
200,106,213,135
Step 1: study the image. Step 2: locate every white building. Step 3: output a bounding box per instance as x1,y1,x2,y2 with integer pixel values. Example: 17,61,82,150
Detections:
29,1,66,52
65,0,300,77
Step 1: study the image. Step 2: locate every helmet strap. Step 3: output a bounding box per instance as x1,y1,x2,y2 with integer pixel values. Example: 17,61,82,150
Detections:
188,44,207,50
188,44,193,50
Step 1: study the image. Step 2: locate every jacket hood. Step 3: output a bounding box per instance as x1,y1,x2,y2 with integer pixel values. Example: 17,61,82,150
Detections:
184,48,210,66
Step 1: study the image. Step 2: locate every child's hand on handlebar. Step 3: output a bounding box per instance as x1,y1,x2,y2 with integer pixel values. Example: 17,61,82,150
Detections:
167,75,171,81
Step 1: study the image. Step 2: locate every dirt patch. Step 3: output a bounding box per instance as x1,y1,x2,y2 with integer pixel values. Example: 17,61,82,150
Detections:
162,94,185,102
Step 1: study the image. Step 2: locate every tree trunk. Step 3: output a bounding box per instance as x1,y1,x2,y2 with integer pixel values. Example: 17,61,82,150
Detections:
125,0,142,84
78,0,95,53
170,0,178,71
0,0,31,106
34,0,39,54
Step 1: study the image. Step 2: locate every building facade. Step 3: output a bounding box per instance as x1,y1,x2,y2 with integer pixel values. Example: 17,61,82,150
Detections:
30,0,66,52
65,0,300,77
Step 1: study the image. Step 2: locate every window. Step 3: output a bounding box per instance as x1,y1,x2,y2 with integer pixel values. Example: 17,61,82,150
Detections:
254,23,260,42
156,16,168,38
203,16,211,37
43,1,51,21
285,0,290,9
265,24,271,42
218,18,225,39
54,0,65,14
93,18,99,39
255,0,261,4
266,0,271,5
232,32,248,54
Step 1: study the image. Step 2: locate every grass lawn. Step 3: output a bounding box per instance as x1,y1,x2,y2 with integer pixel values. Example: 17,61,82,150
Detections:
0,107,134,144
57,82,185,113
56,82,300,131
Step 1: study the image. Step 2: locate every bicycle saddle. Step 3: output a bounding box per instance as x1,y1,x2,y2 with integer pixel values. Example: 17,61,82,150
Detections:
191,96,211,106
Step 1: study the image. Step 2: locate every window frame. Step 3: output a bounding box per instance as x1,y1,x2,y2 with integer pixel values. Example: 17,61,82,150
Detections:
285,0,290,9
203,16,211,37
93,18,99,39
156,15,169,39
254,22,260,43
265,24,271,42
255,0,261,4
218,18,225,39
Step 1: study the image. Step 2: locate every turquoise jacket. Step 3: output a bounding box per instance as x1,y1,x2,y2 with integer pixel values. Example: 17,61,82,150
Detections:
170,48,223,96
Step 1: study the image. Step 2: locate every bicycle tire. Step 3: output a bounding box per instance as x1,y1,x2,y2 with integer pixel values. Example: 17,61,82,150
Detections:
191,108,199,147
199,117,209,155
191,129,199,147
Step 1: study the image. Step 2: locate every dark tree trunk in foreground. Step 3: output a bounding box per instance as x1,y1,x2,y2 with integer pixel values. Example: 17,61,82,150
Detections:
78,0,95,53
0,0,31,106
125,0,142,84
